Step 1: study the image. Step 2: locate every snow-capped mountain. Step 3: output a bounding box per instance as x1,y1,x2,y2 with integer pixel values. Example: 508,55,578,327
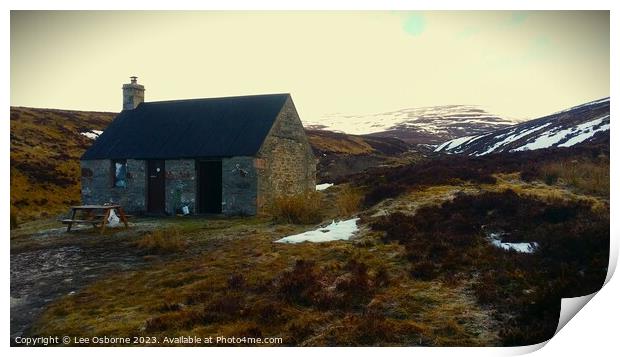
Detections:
434,97,610,156
305,105,519,144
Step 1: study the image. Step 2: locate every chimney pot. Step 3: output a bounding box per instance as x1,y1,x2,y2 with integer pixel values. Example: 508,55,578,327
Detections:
122,76,145,111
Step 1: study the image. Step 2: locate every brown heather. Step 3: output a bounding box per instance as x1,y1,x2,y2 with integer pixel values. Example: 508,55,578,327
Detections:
269,190,323,224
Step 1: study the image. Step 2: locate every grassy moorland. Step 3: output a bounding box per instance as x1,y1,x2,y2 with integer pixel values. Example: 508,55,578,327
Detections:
28,215,500,346
24,144,609,347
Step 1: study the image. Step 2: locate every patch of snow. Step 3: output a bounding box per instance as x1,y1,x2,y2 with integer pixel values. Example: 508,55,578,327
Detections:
80,130,103,140
476,122,553,156
488,233,538,253
464,134,487,144
275,218,359,244
434,139,454,152
513,115,610,152
316,183,334,191
436,134,489,153
512,127,574,151
557,115,610,147
452,134,493,153
436,135,475,152
491,240,538,253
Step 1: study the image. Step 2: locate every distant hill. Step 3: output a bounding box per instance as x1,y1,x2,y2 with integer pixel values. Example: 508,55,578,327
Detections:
306,129,417,183
10,107,416,223
305,104,517,144
434,98,610,156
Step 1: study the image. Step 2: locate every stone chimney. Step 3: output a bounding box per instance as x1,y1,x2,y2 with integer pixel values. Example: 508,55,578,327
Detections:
122,76,145,110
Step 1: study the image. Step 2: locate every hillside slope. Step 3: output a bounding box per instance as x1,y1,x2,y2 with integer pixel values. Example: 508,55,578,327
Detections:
434,98,610,156
10,107,116,222
306,129,417,183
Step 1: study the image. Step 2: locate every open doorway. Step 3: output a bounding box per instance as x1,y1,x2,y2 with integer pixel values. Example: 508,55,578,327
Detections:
197,160,222,214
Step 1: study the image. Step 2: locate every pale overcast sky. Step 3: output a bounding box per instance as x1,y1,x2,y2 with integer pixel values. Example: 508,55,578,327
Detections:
10,11,609,121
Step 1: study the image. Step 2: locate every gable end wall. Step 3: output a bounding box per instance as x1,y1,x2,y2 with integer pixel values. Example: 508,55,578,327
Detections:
256,96,316,214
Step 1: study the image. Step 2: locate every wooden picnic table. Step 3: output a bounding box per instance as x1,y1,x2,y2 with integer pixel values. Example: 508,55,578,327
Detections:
62,204,130,234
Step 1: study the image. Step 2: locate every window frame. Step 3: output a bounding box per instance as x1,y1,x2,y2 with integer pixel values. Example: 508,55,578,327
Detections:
111,159,128,188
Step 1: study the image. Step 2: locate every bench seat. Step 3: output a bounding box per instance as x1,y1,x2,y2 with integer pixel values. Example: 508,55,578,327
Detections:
93,214,134,219
60,219,100,225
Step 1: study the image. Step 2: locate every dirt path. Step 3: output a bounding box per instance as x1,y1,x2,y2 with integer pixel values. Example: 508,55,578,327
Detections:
9,223,160,342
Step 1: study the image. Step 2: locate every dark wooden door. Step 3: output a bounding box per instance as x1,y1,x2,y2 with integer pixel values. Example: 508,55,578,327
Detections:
198,160,222,214
147,160,166,214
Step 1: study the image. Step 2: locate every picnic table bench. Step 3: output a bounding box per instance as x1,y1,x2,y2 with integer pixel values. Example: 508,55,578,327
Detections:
61,204,131,234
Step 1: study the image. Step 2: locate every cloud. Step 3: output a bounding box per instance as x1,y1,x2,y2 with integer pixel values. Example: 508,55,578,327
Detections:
403,13,426,36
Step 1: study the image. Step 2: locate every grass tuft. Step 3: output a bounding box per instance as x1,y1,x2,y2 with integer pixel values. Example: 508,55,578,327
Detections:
336,186,364,217
270,191,323,224
135,227,187,254
533,159,609,197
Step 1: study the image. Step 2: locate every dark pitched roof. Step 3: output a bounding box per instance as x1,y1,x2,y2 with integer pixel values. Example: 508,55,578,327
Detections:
81,93,290,160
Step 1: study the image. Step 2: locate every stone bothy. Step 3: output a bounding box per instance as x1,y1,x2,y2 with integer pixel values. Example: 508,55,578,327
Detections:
80,77,316,216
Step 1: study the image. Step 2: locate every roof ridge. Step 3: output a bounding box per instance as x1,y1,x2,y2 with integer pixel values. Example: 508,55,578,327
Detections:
143,93,290,105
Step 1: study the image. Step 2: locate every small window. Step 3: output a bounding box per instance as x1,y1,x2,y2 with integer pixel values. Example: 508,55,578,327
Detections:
112,159,127,188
